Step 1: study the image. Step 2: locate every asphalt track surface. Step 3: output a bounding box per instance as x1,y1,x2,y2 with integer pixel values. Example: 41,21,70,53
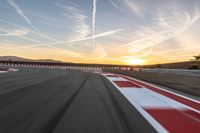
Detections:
0,68,156,133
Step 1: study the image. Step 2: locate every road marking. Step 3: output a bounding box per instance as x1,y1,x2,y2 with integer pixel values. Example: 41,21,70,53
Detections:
103,73,200,133
107,77,128,81
0,68,18,73
0,71,7,73
121,75,200,112
114,81,142,88
104,74,168,133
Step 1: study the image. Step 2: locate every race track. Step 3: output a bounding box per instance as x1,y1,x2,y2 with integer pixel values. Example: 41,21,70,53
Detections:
0,67,199,133
0,68,155,133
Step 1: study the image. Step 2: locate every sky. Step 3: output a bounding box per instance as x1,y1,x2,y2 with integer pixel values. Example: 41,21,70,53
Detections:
0,0,200,65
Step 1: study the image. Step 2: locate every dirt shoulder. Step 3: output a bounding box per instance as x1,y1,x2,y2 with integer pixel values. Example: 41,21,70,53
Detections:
104,69,200,98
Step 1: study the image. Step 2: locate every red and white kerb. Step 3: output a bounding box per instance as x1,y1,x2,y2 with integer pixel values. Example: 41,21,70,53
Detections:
0,68,18,73
103,73,200,133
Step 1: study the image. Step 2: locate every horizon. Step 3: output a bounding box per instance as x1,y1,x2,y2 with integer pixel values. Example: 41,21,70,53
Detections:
0,55,196,67
0,0,200,65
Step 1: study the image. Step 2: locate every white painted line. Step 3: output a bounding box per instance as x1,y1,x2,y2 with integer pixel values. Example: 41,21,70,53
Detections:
115,74,200,113
121,75,200,113
124,87,200,113
116,87,141,90
120,88,186,109
141,87,200,113
8,68,19,72
103,75,168,133
0,71,7,73
122,75,200,104
107,77,128,81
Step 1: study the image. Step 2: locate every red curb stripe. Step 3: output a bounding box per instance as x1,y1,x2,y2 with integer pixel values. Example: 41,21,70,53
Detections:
145,108,200,133
0,68,9,71
113,81,142,88
105,74,200,132
183,110,200,120
106,75,119,77
122,76,200,111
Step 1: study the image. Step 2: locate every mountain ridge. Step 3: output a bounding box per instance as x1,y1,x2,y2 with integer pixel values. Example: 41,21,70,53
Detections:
0,56,62,63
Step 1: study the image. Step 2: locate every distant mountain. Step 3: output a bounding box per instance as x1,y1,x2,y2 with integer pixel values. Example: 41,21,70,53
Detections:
0,56,32,61
0,56,62,63
37,59,62,63
0,56,196,69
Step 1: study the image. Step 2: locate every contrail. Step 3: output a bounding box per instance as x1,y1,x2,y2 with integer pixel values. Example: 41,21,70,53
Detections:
0,28,28,36
32,29,123,46
15,29,122,49
108,0,126,14
8,29,122,49
7,0,58,42
0,28,42,44
7,0,38,32
120,7,200,59
0,28,76,50
0,18,58,43
92,0,97,44
70,29,123,43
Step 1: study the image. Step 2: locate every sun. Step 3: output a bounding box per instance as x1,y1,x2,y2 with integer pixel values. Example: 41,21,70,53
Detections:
126,58,144,65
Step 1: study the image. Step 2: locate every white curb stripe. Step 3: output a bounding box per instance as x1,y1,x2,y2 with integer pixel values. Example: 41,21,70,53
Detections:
104,75,169,133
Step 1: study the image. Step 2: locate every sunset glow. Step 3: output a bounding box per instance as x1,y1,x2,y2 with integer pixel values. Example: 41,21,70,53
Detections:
0,0,200,65
125,59,144,65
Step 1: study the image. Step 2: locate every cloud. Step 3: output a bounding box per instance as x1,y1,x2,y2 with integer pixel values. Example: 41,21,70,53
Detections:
15,28,122,50
55,2,90,41
0,45,85,60
0,17,74,49
83,45,107,61
7,0,58,42
0,17,122,50
70,29,123,42
123,0,142,16
32,29,123,47
13,28,122,51
0,18,54,45
0,28,42,43
0,28,28,36
0,28,78,53
26,12,58,23
108,0,142,16
7,0,38,32
0,27,66,49
108,0,125,13
3,0,121,60
119,2,200,58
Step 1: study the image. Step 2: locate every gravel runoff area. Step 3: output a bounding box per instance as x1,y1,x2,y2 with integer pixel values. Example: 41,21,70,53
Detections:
104,69,200,98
